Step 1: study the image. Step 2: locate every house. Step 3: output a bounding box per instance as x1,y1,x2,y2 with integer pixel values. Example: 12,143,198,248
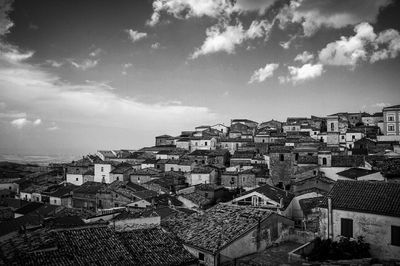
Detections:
319,180,400,260
141,158,158,169
175,138,191,150
268,146,295,189
221,171,239,189
293,174,335,195
210,123,229,135
231,119,258,129
109,162,137,183
258,119,283,132
238,167,269,189
129,168,161,185
382,104,400,136
162,204,293,266
230,184,294,215
155,134,175,146
94,161,115,184
71,181,107,211
336,167,384,181
41,183,77,207
362,112,383,126
189,137,217,152
164,159,195,172
66,165,93,186
178,191,213,210
230,150,255,167
0,178,20,194
96,150,117,161
195,125,211,132
345,130,364,149
219,138,253,154
188,167,217,186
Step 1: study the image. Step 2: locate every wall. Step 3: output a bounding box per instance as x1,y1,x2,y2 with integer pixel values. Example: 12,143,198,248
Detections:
0,183,19,193
94,164,113,183
66,174,83,186
331,209,400,260
269,152,295,186
49,196,62,205
189,173,210,186
113,216,160,231
184,245,215,266
319,167,349,181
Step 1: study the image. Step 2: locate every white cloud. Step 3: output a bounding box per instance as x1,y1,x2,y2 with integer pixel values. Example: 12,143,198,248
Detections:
89,48,102,57
47,125,59,131
0,47,217,133
151,42,161,49
190,20,271,59
0,0,14,36
319,23,400,67
0,111,26,119
374,102,391,108
248,63,279,84
126,29,147,43
0,44,34,63
45,60,63,68
146,0,277,26
277,0,391,36
69,59,98,70
10,117,41,129
286,63,324,84
294,51,314,63
122,63,133,75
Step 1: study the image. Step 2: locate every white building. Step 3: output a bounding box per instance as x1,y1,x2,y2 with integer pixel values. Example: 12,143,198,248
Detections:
94,162,115,183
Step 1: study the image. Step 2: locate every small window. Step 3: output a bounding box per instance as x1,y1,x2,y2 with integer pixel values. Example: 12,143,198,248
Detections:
76,178,79,181
205,141,207,146
199,253,205,261
116,176,119,181
341,218,353,238
388,125,395,132
391,225,400,246
341,136,345,140
388,115,395,122
352,135,355,139
322,157,327,165
279,154,284,161
330,123,334,131
54,199,57,204
101,167,104,172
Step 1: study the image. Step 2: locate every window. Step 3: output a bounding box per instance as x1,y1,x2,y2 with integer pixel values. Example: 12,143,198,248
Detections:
388,124,395,132
322,157,327,165
54,199,57,204
262,139,265,143
331,123,335,131
102,175,106,183
341,136,345,140
391,225,400,246
76,177,79,181
204,192,209,198
292,127,296,131
198,252,205,261
388,115,395,122
279,154,284,161
205,141,208,146
115,203,119,207
295,153,299,161
341,218,353,238
352,135,355,140
101,167,104,172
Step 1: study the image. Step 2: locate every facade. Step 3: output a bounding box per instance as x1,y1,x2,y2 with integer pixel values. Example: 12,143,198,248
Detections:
155,135,175,146
94,162,114,184
319,181,400,260
382,105,400,136
210,123,229,134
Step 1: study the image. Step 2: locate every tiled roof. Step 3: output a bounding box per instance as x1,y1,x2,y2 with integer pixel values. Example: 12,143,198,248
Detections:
117,228,197,266
269,145,293,153
132,189,159,200
331,156,365,167
191,166,214,174
189,149,212,156
328,180,400,218
336,168,379,179
297,156,318,164
180,192,212,207
44,184,77,198
299,196,326,215
239,185,294,209
0,226,137,265
130,168,161,176
14,202,44,215
162,204,272,253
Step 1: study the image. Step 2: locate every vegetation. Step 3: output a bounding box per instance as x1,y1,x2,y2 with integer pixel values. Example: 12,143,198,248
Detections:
304,236,370,261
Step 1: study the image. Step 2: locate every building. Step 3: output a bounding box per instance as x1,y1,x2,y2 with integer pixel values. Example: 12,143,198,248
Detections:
382,104,400,136
210,123,229,135
94,162,115,184
319,180,400,260
162,204,293,266
66,165,93,186
155,134,175,146
187,167,217,186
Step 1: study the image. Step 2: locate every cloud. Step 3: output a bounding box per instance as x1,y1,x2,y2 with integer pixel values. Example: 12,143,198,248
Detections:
190,20,271,59
122,63,133,75
0,44,34,63
277,0,391,36
151,42,161,49
0,0,14,36
285,63,324,84
374,102,391,108
319,22,400,67
10,117,41,129
0,111,26,119
294,51,314,63
89,48,102,57
47,125,59,131
126,29,147,43
146,0,277,26
248,63,279,84
45,59,63,68
0,46,217,134
69,58,98,70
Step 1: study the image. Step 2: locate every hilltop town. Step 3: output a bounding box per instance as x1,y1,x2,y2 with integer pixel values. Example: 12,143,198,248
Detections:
1,105,400,265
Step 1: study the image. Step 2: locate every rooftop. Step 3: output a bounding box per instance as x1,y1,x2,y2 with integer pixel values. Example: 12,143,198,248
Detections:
336,168,379,179
162,204,272,253
327,180,400,218
239,185,294,209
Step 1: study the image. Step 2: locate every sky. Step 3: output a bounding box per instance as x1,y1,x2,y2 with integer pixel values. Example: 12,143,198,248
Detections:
0,0,400,156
